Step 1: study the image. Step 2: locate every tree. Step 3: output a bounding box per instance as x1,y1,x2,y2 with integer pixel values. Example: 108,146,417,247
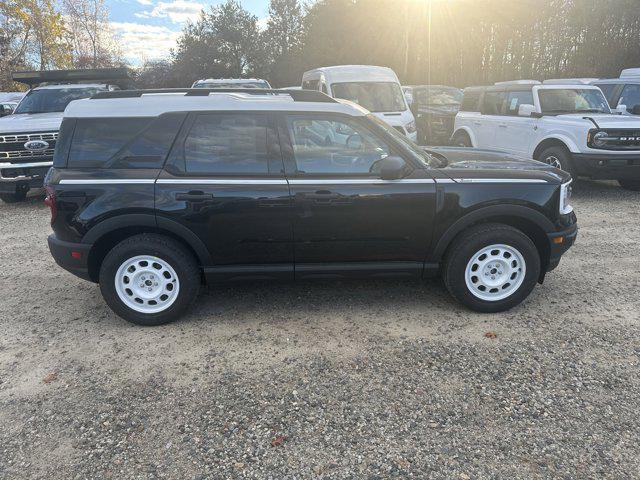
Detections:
172,0,262,85
0,0,70,89
62,0,123,68
263,0,305,86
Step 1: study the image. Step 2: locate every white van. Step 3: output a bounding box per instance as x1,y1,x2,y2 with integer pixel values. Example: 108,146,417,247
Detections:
301,66,417,141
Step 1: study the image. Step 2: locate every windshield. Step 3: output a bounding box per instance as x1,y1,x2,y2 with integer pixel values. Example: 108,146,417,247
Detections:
14,87,104,114
366,114,444,168
419,87,463,106
194,81,270,89
331,82,407,112
538,88,611,114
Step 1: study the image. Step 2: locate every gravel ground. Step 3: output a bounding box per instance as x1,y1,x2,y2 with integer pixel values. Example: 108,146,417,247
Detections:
0,180,639,479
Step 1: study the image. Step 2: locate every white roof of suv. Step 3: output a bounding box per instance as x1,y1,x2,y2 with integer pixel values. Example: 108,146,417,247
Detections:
64,90,370,118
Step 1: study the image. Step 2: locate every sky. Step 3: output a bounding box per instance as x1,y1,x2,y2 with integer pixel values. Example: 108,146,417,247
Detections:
106,0,270,65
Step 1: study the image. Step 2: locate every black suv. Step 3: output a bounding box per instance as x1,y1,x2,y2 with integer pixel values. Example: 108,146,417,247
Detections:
45,89,577,326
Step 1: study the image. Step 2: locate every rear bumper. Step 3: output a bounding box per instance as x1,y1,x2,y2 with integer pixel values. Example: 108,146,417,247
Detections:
571,153,640,180
546,219,578,272
47,234,93,282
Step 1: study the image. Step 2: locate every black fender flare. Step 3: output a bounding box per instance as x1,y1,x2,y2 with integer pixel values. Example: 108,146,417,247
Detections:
82,213,213,265
430,204,555,262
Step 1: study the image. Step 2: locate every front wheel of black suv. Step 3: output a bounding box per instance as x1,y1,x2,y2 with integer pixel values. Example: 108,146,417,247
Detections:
618,179,640,191
443,223,541,313
0,191,27,203
99,233,201,326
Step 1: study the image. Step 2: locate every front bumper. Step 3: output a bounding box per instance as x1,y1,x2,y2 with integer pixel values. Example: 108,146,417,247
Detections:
571,153,640,180
48,234,93,282
0,161,52,193
546,216,578,272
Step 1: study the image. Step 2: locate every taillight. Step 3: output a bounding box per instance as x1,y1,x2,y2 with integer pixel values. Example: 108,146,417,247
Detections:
44,186,57,223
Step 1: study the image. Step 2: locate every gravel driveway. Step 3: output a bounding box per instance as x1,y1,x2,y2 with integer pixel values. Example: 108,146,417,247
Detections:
0,180,638,479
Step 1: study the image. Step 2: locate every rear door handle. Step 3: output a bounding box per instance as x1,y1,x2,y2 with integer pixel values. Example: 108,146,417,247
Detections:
175,191,214,201
304,190,349,204
498,123,508,128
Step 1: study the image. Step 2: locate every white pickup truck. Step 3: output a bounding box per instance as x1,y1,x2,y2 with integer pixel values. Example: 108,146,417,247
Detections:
452,80,640,190
0,69,128,202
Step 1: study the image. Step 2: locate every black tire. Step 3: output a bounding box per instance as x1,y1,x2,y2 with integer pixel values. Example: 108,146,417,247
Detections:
618,179,640,191
442,223,541,313
451,131,472,147
99,233,200,326
537,145,574,176
0,191,27,203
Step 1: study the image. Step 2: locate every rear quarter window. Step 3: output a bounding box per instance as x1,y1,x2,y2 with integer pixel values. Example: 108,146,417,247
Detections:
67,114,185,169
53,118,76,168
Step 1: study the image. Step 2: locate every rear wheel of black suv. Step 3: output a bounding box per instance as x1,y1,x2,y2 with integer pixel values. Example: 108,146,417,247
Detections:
99,234,200,326
443,223,541,313
0,191,27,203
618,179,640,191
537,145,574,177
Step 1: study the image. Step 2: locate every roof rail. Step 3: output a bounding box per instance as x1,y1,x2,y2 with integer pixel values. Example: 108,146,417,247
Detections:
91,88,338,103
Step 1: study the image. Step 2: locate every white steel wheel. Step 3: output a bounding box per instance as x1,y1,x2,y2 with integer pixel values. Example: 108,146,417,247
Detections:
464,244,526,302
114,255,180,314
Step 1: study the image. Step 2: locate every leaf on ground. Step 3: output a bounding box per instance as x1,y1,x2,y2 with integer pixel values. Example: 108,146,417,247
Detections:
271,436,286,447
43,372,58,383
484,332,497,339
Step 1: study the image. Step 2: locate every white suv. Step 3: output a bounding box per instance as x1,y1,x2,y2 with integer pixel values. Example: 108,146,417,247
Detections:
452,80,640,190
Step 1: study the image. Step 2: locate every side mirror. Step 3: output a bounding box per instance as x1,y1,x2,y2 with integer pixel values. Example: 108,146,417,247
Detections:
518,104,536,117
0,106,9,117
378,156,406,180
631,105,640,115
616,104,628,114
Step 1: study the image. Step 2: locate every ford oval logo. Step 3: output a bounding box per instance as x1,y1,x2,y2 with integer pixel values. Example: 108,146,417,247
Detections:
24,140,49,151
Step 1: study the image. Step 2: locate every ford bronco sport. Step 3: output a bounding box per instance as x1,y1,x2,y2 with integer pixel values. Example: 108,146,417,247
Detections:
46,89,577,325
453,80,640,191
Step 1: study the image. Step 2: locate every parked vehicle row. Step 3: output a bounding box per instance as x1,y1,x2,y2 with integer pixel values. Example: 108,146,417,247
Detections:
44,88,576,325
0,68,130,203
451,80,640,191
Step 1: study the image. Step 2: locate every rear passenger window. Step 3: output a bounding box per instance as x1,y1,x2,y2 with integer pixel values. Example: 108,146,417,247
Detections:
482,91,506,115
505,91,534,115
460,91,481,111
68,118,151,168
184,114,269,175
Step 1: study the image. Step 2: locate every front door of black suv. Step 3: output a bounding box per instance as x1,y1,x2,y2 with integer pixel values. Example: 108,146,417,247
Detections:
156,112,293,280
278,113,437,277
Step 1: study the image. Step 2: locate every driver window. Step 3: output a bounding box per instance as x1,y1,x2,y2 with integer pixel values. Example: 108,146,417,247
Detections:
286,116,390,175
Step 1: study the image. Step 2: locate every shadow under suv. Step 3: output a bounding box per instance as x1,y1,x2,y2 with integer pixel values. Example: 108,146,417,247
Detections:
45,89,577,326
